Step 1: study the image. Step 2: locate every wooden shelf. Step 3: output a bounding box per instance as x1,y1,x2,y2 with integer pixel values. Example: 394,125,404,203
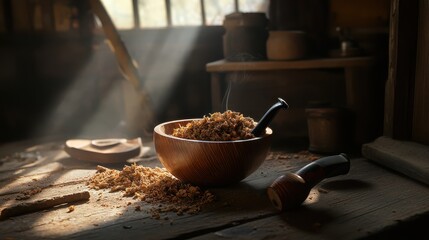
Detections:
206,57,376,72
206,56,380,146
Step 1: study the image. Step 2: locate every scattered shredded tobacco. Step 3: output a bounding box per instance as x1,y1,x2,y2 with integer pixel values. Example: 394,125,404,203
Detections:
172,110,256,141
67,205,75,213
87,164,215,218
15,187,42,200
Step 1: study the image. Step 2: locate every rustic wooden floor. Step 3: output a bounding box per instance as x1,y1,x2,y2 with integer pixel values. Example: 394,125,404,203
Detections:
0,139,428,240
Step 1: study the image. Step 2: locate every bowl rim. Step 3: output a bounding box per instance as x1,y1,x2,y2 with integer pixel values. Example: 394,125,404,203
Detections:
154,118,273,143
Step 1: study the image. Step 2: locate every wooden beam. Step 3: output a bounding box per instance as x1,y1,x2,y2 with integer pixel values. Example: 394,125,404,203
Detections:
412,0,429,144
200,0,206,26
234,0,239,12
384,0,419,140
165,0,172,26
89,0,155,133
132,0,140,28
89,0,142,89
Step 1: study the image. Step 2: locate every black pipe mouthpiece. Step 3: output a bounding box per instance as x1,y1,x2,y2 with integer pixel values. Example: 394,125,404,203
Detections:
252,98,289,137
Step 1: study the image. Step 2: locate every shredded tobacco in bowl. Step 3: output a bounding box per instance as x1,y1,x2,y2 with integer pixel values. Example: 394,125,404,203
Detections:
87,164,215,218
172,110,256,141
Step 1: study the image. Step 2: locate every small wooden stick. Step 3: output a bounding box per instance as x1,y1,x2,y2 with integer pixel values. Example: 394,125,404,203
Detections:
0,191,90,220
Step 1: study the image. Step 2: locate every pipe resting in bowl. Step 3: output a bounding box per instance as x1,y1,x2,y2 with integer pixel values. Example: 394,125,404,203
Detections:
252,98,289,137
153,98,288,186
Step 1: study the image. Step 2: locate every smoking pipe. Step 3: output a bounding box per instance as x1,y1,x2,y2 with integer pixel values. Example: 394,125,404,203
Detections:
267,153,350,211
252,98,289,137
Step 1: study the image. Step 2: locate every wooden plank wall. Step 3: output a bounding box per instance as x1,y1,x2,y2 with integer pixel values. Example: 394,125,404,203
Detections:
412,0,429,145
384,0,429,145
384,0,419,140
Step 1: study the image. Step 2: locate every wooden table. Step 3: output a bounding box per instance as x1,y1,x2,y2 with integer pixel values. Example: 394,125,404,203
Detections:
206,57,381,147
0,139,428,239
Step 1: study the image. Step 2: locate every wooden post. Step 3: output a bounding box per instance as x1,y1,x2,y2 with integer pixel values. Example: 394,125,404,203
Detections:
411,0,429,144
132,0,140,28
384,0,419,140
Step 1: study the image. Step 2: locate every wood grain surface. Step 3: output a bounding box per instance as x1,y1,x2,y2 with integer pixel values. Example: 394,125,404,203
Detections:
0,140,428,239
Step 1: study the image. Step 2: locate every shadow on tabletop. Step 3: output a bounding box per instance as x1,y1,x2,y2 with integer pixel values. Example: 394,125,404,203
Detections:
320,179,373,191
278,205,336,234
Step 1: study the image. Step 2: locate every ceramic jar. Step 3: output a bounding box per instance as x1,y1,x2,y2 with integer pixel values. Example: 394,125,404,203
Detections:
223,12,269,62
266,31,308,60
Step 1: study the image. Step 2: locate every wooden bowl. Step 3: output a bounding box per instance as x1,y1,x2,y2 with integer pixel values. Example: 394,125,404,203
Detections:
153,119,273,187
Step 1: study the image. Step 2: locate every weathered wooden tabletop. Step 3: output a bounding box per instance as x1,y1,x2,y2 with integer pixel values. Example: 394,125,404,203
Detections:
0,139,428,240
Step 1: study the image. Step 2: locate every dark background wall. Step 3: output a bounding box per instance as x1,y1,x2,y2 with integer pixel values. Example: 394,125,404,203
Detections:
0,0,390,143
